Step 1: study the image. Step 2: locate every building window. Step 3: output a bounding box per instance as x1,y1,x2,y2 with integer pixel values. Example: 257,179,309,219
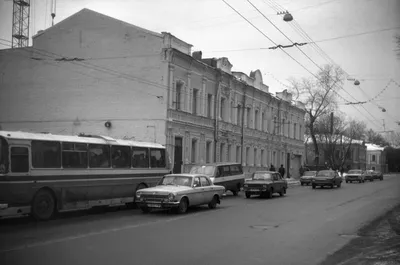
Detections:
261,112,265,131
191,139,197,163
273,117,277,134
261,149,265,166
192,89,198,115
220,97,226,121
236,146,241,163
220,143,225,162
281,119,285,136
255,109,259,130
372,154,376,162
293,123,297,139
254,148,257,166
246,147,250,165
228,144,232,161
246,107,251,128
207,94,213,118
175,82,182,110
237,105,242,125
206,141,212,163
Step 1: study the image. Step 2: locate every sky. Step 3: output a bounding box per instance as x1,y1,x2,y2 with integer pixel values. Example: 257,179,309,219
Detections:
1,0,400,134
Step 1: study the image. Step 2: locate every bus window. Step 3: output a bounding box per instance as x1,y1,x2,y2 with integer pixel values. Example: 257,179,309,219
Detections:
10,147,29,173
150,149,166,168
111,145,130,168
132,147,149,168
32,140,61,168
89,144,111,168
0,137,9,173
62,143,88,168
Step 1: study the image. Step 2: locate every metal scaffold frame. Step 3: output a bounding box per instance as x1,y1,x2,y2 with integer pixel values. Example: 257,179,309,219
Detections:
12,0,30,48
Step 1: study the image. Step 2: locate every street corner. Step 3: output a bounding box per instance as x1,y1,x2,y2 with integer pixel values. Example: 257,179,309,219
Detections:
319,203,400,265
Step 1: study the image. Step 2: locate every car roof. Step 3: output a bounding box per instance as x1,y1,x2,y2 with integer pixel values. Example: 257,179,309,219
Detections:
252,171,277,174
165,173,208,178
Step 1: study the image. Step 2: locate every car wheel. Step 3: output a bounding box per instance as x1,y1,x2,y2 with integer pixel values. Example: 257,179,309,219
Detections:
359,180,362,183
140,206,150,213
331,184,334,189
279,187,286,197
266,189,272,199
312,184,316,189
232,190,238,196
301,182,304,186
337,182,341,188
177,198,188,214
245,192,251,198
350,181,353,183
31,189,56,221
380,177,383,181
208,195,218,209
346,181,348,183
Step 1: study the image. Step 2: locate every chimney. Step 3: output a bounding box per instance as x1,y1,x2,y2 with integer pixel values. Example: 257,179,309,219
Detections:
192,51,202,60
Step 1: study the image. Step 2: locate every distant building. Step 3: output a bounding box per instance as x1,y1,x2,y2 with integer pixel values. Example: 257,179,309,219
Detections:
366,144,388,173
0,8,306,178
305,137,367,171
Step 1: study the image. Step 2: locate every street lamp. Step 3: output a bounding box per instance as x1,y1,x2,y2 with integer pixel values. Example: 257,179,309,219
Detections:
277,11,293,22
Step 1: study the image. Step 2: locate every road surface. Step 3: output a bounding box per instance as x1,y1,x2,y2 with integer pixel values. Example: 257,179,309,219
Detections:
0,175,399,265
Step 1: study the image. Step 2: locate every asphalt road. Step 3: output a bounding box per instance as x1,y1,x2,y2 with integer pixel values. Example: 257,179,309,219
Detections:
0,175,399,265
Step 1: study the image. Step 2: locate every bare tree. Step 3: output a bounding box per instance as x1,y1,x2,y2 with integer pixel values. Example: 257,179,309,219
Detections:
290,64,345,165
365,129,389,146
313,113,366,170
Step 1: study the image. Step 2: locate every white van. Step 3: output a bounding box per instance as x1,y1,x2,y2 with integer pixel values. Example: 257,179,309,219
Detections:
189,163,245,196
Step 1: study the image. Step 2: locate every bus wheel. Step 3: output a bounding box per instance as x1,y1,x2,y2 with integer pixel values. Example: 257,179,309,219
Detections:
130,183,148,209
31,189,56,221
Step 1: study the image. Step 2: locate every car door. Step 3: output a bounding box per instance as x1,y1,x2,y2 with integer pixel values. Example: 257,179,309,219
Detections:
200,176,213,203
190,177,204,205
272,173,281,192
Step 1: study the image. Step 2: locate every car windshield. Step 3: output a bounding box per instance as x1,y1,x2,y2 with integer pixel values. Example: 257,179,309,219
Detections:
303,171,316,176
189,165,215,176
158,176,192,187
348,170,362,174
317,171,334,177
252,172,272,180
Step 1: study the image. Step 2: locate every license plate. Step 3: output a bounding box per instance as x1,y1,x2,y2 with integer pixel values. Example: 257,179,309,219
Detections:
147,203,161,208
250,189,259,192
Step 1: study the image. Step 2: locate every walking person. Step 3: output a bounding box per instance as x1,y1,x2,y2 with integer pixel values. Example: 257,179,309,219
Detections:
279,164,286,178
269,164,276,172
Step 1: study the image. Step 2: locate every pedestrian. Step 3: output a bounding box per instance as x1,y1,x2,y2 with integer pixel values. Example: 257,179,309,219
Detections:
269,164,275,172
279,164,286,178
299,165,305,177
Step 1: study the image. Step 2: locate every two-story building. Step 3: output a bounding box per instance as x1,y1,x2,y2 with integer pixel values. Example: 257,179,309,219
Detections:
366,144,388,173
0,8,306,178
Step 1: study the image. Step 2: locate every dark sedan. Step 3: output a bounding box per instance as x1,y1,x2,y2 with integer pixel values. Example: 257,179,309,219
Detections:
364,170,375,182
372,170,384,181
312,170,342,189
243,171,287,198
300,171,317,186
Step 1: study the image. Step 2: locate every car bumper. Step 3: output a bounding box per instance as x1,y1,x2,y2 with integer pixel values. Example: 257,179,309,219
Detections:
136,201,180,209
313,180,334,185
300,179,312,183
243,188,268,195
346,176,362,181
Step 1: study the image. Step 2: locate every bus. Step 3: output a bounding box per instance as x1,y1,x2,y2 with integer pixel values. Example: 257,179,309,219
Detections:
0,130,171,221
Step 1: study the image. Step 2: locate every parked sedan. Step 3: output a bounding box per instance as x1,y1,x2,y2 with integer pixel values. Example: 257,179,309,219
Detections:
300,171,317,186
243,171,287,198
364,170,375,182
312,170,342,189
135,174,225,214
345,169,365,183
373,171,384,181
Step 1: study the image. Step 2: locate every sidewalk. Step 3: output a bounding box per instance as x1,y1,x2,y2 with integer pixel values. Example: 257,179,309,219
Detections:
320,204,400,265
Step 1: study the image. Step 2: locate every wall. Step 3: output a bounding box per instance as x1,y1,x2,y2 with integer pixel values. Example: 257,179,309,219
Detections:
0,9,169,144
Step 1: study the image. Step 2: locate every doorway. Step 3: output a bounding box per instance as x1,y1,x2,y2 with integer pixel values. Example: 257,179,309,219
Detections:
173,137,183,173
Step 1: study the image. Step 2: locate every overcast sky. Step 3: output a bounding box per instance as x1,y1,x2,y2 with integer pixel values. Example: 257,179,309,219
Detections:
1,0,399,134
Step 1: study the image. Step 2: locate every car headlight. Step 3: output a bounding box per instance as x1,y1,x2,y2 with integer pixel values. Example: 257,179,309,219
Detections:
136,193,141,198
168,193,175,201
244,184,248,187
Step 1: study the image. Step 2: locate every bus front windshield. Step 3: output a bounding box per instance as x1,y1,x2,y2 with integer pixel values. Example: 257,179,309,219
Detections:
0,137,9,174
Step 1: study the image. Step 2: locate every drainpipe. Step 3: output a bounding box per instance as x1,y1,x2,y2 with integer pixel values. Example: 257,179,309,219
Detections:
241,85,247,165
214,70,222,162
